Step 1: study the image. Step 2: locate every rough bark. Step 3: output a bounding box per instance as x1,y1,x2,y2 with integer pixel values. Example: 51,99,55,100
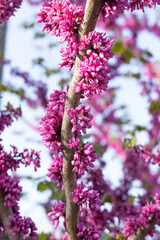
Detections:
0,190,20,240
129,217,157,240
61,0,103,240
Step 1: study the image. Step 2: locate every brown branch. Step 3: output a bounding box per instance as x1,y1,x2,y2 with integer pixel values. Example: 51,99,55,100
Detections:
61,0,103,240
129,217,157,240
0,190,21,240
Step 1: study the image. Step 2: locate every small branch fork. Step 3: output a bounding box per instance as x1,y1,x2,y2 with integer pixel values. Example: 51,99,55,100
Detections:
61,0,103,239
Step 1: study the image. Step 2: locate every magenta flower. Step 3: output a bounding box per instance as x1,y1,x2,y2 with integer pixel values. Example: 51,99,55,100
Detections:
67,104,93,138
72,142,97,177
48,200,66,229
8,214,37,240
40,90,66,155
71,182,100,211
75,31,114,99
47,155,63,187
0,0,22,23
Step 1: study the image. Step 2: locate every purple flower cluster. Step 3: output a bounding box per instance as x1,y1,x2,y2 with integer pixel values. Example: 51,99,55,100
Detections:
67,104,92,138
8,214,37,240
128,0,160,11
0,0,22,23
102,0,160,17
71,182,100,211
77,222,102,240
123,202,160,238
0,106,40,238
46,155,63,187
0,104,21,134
40,90,66,155
72,142,97,177
37,0,83,71
48,200,66,229
103,0,128,18
0,144,40,209
40,90,66,187
75,31,114,99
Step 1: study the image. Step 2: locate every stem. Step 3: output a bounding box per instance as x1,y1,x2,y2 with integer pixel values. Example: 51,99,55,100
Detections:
0,190,20,240
129,217,157,240
0,23,7,108
61,0,103,239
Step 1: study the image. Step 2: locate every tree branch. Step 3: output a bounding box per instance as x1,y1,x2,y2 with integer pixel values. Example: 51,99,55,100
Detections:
0,190,20,240
129,217,157,240
61,0,103,239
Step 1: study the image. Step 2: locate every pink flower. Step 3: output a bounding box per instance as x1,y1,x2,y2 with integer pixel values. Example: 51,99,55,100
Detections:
72,142,97,177
0,0,22,23
67,104,93,138
40,90,66,155
48,201,66,229
75,31,114,99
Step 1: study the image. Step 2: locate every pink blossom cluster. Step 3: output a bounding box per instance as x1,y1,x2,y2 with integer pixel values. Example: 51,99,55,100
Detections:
48,200,66,229
40,90,66,155
132,144,160,166
0,144,40,208
72,142,97,177
75,31,114,99
37,0,83,71
46,155,63,187
0,0,22,23
71,182,100,211
66,104,92,138
0,107,40,238
102,0,160,18
8,214,37,240
0,104,21,134
128,0,160,11
40,90,66,187
103,0,128,18
123,202,160,238
77,222,101,240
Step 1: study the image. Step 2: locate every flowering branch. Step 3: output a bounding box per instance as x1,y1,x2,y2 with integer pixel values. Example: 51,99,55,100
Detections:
129,217,157,240
0,190,20,240
61,0,103,239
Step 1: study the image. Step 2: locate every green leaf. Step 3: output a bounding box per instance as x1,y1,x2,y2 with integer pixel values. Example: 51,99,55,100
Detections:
149,99,160,114
112,40,124,54
32,57,44,65
143,49,153,57
34,32,46,38
38,232,51,240
79,134,91,140
22,22,35,29
93,143,104,157
121,137,136,149
139,56,147,63
124,50,133,64
37,182,48,191
115,234,127,240
134,125,146,131
128,195,135,204
100,232,110,240
101,194,114,203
